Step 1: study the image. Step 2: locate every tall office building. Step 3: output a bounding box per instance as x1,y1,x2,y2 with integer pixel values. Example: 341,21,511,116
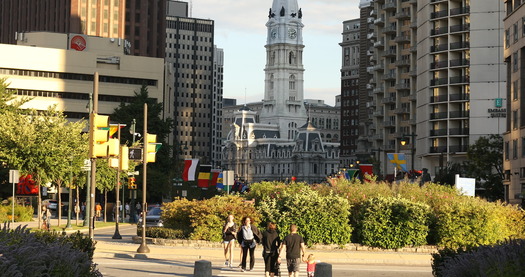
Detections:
0,0,166,58
416,0,506,175
340,18,362,166
165,0,222,167
503,0,524,205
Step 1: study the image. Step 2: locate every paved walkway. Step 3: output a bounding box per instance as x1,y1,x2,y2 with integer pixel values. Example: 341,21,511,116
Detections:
5,218,434,266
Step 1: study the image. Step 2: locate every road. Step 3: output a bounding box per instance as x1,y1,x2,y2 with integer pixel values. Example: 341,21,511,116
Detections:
93,225,433,277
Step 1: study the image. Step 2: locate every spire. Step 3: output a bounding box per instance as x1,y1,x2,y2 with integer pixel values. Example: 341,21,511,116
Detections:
271,0,300,19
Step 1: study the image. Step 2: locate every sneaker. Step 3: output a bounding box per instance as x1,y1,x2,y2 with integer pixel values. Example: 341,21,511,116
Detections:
224,260,229,266
241,269,245,272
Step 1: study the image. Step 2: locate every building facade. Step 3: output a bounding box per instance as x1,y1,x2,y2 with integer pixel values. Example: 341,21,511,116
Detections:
503,0,525,205
0,32,164,118
222,0,340,184
165,3,223,167
0,0,166,58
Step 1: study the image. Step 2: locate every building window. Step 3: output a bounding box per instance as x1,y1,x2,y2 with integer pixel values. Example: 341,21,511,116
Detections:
522,137,525,157
514,110,519,129
505,141,510,160
514,52,519,72
515,23,519,42
289,75,296,90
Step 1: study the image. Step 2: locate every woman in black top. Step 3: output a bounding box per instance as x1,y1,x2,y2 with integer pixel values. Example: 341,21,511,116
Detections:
236,216,261,272
222,214,237,267
262,222,281,277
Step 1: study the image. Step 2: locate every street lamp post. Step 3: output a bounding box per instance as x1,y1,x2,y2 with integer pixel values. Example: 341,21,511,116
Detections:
400,132,417,174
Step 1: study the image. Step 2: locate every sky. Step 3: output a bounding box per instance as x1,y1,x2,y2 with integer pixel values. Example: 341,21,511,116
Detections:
192,0,361,106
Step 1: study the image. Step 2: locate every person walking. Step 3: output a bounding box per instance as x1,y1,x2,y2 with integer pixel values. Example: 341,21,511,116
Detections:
420,168,432,187
222,214,237,267
262,222,281,277
236,216,261,272
41,205,51,230
303,254,316,277
278,224,306,277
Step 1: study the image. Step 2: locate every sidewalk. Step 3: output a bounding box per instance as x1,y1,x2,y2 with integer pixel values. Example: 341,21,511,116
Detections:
5,218,434,266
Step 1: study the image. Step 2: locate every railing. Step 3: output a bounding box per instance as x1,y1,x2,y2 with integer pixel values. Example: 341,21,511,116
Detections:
430,129,448,136
450,59,470,67
430,95,448,103
450,6,470,16
450,93,469,101
431,10,449,19
430,112,448,119
449,110,470,118
449,128,469,135
430,77,448,86
450,24,470,33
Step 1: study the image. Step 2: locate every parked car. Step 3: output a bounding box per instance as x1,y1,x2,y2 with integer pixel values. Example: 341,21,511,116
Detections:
42,200,67,214
138,206,163,227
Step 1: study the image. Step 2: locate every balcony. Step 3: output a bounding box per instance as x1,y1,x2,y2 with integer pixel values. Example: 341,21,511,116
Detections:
384,1,396,10
373,109,384,117
430,129,447,136
431,10,449,19
450,59,470,67
450,6,470,16
372,134,384,140
450,41,470,50
430,146,448,153
449,128,469,136
449,145,469,152
367,32,377,39
394,11,410,20
366,83,374,89
450,93,469,101
409,69,417,77
431,94,448,103
383,25,397,34
409,94,417,101
382,49,397,57
431,27,448,36
410,21,418,29
394,107,410,114
395,35,411,43
430,43,449,52
431,60,448,69
381,97,396,104
374,16,385,26
430,112,448,120
450,24,470,33
382,73,396,80
430,77,448,86
449,110,470,118
409,46,417,53
368,17,375,24
450,75,470,84
373,62,384,71
373,86,384,94
383,120,396,127
374,40,385,49
395,59,411,67
395,83,411,90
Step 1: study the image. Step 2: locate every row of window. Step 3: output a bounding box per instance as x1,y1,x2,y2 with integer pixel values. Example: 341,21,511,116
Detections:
504,137,525,160
10,88,135,103
505,16,525,49
0,68,157,86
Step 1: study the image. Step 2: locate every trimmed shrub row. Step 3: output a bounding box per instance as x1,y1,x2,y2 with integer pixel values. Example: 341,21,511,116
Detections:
0,225,100,276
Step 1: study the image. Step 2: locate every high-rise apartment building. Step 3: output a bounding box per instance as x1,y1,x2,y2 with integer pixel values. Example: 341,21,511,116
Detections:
348,0,506,180
503,0,525,205
0,0,166,58
165,1,223,167
417,0,505,174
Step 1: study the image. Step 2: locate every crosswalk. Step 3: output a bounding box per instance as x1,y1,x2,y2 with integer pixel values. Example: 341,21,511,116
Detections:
217,260,307,277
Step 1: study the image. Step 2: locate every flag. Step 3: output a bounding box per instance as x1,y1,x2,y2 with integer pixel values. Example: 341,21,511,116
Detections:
182,159,199,181
210,169,221,187
387,153,408,172
345,169,359,179
216,172,224,190
359,164,374,181
197,165,212,188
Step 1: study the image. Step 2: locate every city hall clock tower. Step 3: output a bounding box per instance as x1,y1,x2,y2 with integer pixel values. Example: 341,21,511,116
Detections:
261,0,307,140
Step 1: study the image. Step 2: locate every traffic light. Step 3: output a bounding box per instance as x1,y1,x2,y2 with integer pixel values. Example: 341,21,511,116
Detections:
145,133,158,163
89,113,109,158
108,138,120,157
120,146,129,171
128,177,136,189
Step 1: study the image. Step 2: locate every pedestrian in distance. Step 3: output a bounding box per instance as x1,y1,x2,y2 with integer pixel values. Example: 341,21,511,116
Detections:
236,216,262,272
303,254,316,277
222,214,237,267
262,221,281,277
278,224,306,277
420,168,432,187
41,205,51,230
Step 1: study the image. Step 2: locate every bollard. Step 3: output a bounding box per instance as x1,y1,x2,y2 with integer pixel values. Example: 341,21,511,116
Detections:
193,260,212,277
314,262,332,277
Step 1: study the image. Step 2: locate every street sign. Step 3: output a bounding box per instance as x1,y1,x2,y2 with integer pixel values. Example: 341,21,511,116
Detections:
129,148,143,160
81,159,91,171
9,170,19,183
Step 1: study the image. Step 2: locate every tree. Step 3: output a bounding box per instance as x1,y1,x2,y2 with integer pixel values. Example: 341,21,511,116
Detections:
111,84,174,202
465,135,504,201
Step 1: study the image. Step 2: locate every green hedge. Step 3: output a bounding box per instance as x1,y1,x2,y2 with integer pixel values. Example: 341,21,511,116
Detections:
0,204,33,223
355,196,430,249
257,187,352,246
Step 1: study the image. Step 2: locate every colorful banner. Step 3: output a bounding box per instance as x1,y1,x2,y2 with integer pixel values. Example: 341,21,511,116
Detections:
210,169,221,187
197,165,212,188
216,172,224,190
359,164,374,180
182,159,199,181
344,169,360,179
387,153,408,172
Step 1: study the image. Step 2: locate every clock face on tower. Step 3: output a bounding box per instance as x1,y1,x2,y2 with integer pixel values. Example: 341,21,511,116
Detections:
271,29,278,40
288,28,297,39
